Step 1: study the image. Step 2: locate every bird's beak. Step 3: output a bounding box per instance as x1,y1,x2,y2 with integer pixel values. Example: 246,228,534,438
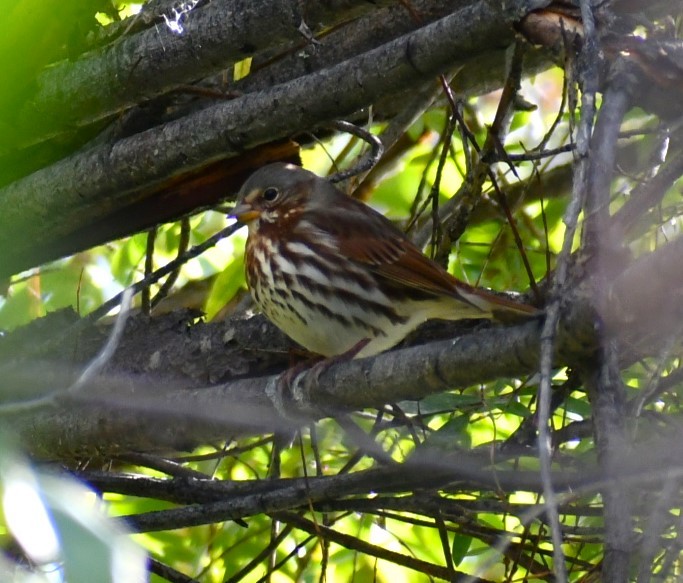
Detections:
230,203,261,224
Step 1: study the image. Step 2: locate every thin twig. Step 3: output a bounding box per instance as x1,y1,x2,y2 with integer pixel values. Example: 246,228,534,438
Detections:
142,227,157,314
84,221,242,325
151,217,192,310
149,557,201,583
327,120,384,183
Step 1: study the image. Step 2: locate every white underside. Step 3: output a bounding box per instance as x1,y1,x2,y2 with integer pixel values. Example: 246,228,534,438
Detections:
248,222,490,358
252,256,488,358
266,299,483,358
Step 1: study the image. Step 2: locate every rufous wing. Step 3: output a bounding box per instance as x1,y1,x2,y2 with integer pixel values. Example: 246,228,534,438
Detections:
336,222,538,318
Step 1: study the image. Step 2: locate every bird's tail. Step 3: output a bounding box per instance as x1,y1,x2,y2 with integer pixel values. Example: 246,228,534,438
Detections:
457,287,541,322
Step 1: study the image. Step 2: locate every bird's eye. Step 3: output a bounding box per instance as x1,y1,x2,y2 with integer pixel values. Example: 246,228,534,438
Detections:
262,187,279,202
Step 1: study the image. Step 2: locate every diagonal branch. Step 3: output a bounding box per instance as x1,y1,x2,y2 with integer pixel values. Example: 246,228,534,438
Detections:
0,0,547,279
3,0,392,153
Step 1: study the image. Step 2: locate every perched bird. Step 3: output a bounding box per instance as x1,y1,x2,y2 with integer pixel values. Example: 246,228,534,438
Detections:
231,163,537,359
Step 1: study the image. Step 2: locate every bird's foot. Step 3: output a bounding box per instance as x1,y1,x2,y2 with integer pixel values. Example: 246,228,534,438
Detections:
266,339,370,421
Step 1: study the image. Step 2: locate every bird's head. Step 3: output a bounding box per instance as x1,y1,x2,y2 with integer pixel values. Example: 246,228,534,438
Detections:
230,163,325,232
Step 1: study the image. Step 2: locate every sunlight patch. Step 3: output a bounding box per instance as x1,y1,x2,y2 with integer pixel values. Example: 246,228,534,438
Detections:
163,0,200,34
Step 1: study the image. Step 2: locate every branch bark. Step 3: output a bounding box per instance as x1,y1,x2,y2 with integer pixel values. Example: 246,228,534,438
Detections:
582,52,639,583
0,0,549,279
2,0,397,153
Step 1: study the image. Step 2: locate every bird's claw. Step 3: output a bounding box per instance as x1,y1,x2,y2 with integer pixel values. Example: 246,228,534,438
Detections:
266,339,370,420
266,362,324,422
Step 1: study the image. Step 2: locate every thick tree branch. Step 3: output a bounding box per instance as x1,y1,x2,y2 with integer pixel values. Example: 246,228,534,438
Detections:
4,320,541,458
3,0,394,153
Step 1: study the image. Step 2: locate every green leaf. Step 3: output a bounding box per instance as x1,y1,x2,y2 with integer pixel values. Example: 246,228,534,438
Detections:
451,534,473,566
400,392,481,415
422,415,472,450
204,253,246,320
505,400,532,418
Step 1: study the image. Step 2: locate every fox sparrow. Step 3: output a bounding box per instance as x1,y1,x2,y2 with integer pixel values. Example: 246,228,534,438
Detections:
231,163,537,360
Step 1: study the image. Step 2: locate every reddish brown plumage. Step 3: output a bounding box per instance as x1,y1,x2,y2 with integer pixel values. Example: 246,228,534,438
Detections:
231,163,538,358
